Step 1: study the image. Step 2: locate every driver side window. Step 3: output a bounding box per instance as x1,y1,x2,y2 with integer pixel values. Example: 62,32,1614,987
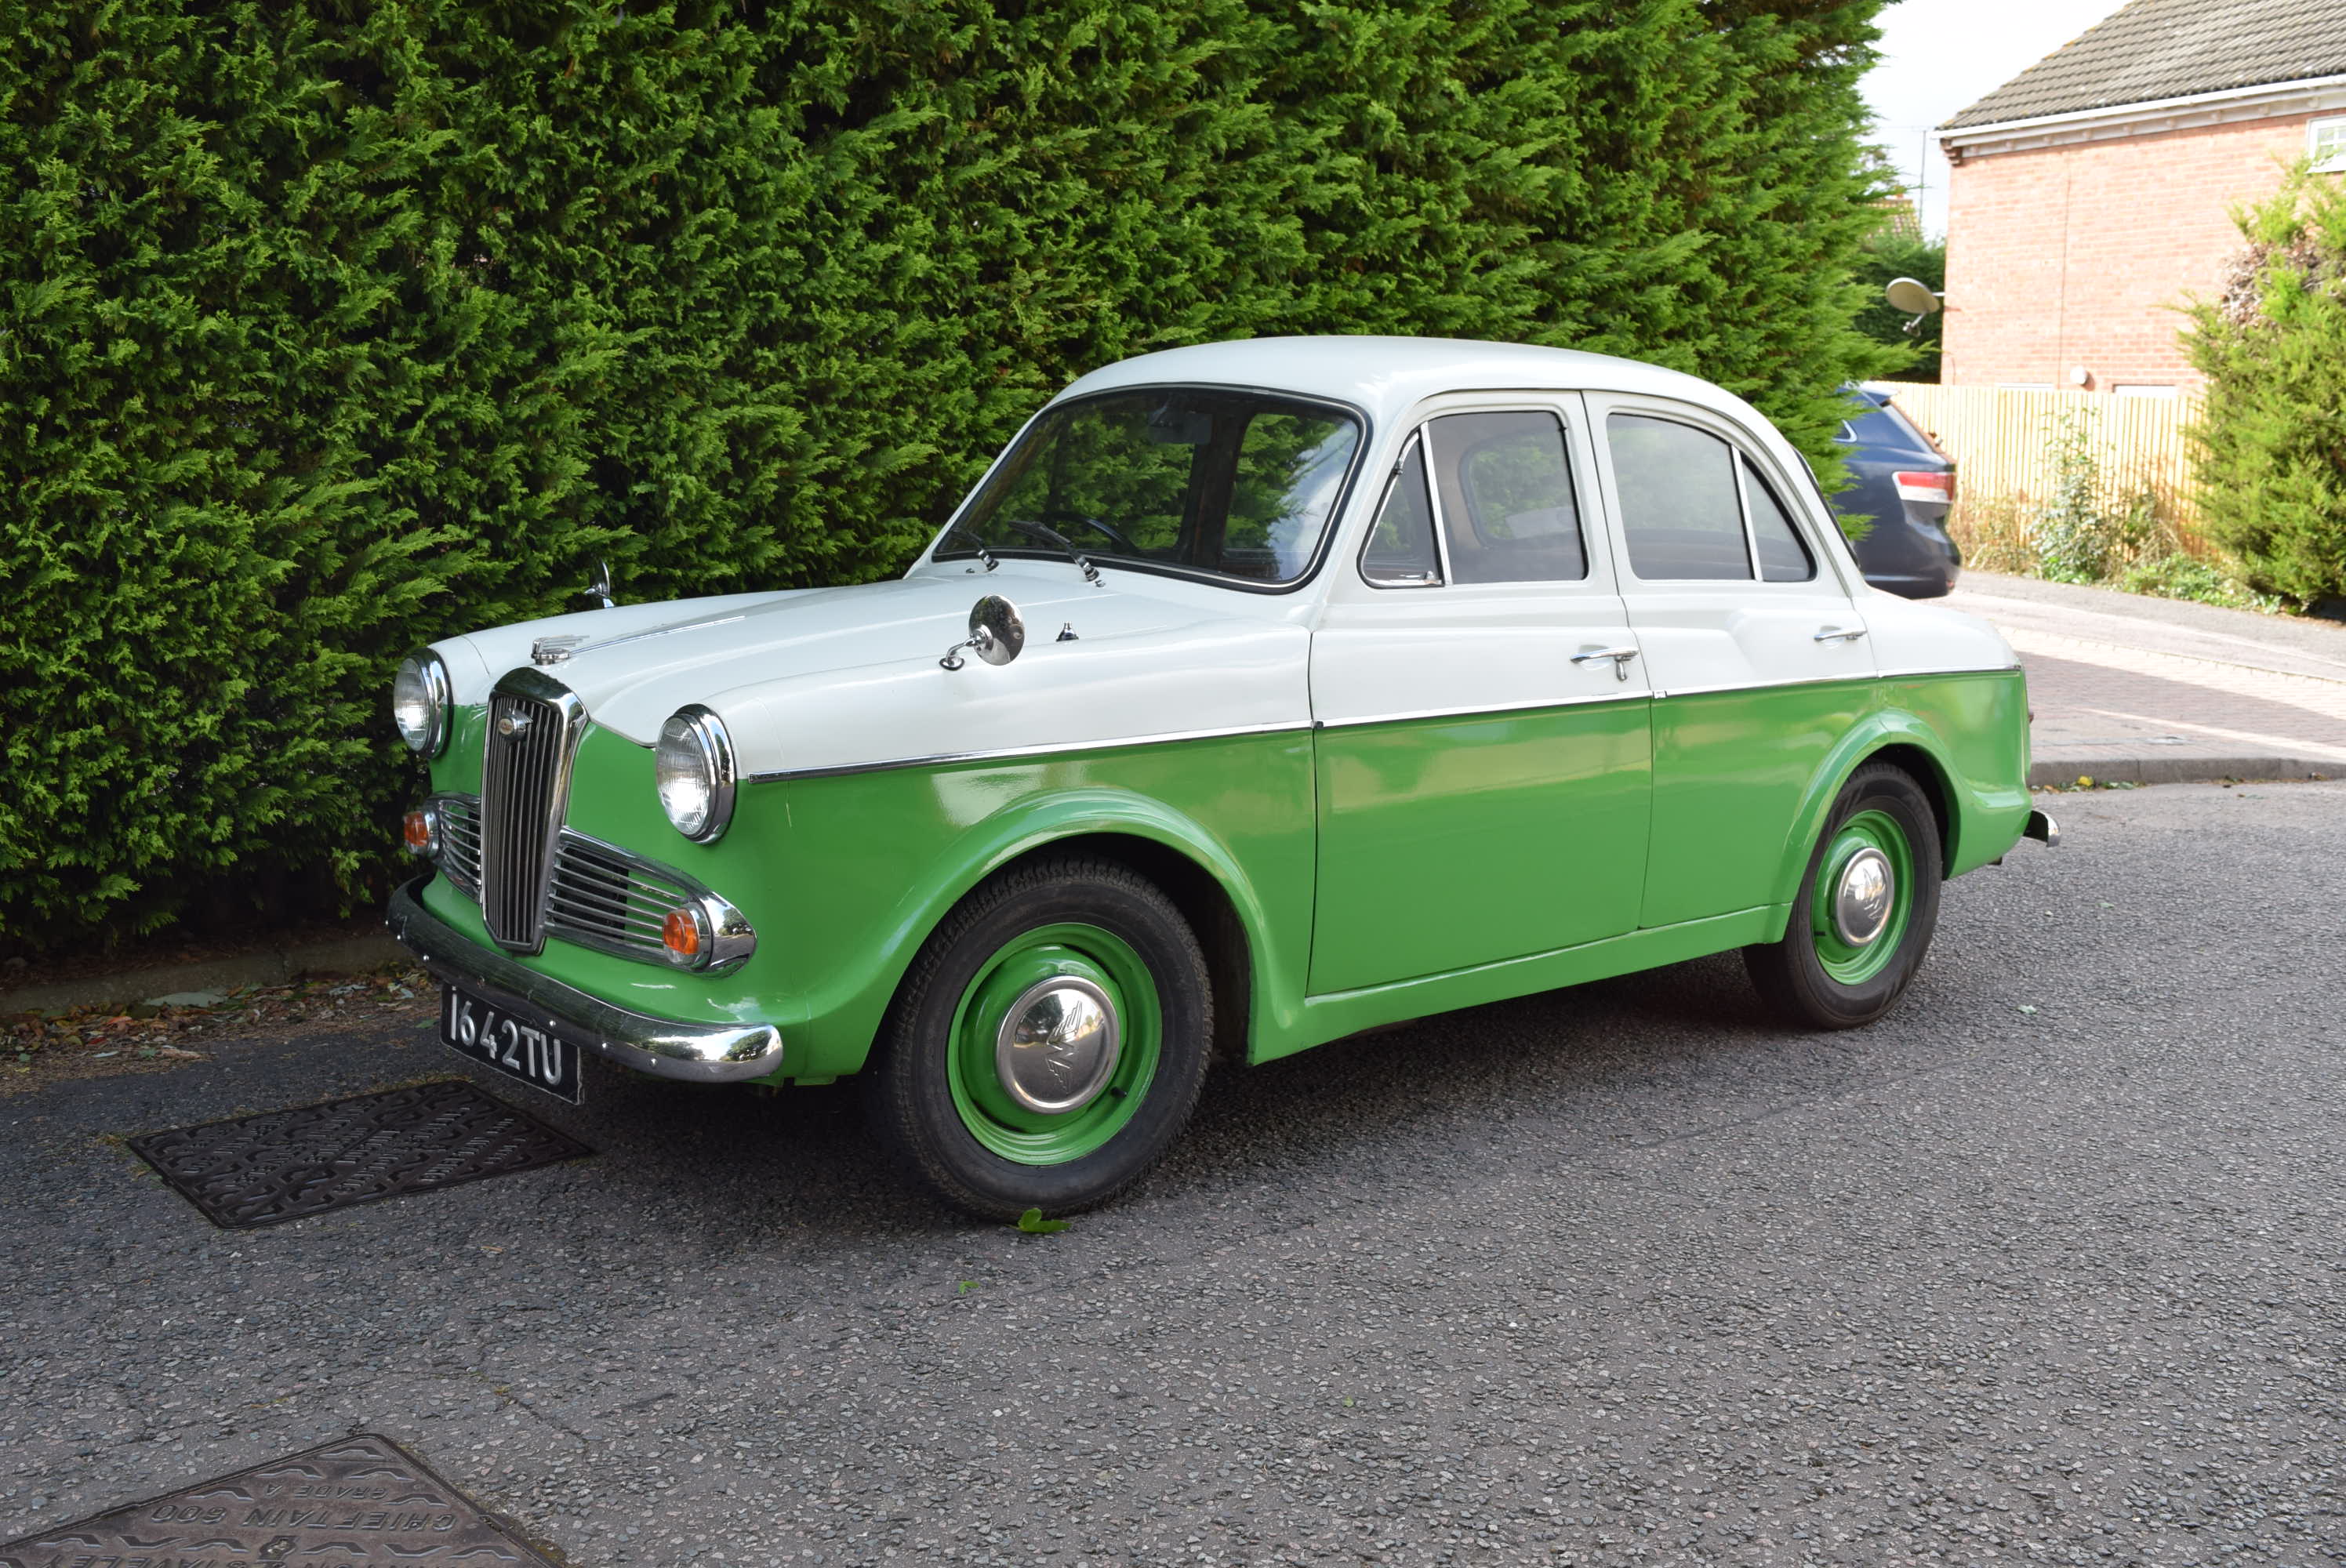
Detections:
1360,410,1586,587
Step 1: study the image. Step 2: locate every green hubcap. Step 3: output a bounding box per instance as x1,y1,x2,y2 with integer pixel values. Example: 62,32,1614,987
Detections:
1808,809,1915,985
946,922,1160,1165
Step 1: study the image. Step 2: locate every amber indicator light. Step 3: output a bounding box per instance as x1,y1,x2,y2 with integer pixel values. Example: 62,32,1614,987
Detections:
662,908,702,960
402,810,433,852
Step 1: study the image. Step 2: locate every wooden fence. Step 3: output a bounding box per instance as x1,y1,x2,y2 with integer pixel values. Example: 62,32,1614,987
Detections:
1879,383,2206,545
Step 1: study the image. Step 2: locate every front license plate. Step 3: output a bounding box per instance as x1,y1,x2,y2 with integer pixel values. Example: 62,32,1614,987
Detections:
440,984,584,1105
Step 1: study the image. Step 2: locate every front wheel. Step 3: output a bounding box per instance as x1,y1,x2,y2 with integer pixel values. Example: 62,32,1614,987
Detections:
864,857,1213,1218
1744,763,1943,1029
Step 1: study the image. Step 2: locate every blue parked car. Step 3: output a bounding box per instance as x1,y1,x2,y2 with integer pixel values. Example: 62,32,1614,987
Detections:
1832,385,1960,599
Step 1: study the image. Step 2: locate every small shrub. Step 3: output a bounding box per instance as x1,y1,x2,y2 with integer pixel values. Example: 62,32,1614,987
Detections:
1945,495,2035,576
2028,415,2155,583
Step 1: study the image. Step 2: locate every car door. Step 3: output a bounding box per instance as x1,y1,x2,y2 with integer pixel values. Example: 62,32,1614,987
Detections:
1583,394,1877,930
1308,397,1653,995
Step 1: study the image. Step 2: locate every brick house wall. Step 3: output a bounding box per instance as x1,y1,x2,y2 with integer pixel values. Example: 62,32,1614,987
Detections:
1941,111,2330,391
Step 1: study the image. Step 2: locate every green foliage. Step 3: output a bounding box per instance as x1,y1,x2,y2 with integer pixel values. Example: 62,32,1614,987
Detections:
2029,415,2155,584
1849,230,1944,380
2114,552,2283,612
2184,171,2346,611
1015,1207,1070,1236
1948,414,2273,607
2,0,1897,947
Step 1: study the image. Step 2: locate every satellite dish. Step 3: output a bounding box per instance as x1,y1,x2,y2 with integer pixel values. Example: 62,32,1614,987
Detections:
1884,276,1942,316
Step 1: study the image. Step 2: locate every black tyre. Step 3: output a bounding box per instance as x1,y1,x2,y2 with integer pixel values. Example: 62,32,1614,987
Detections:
864,855,1212,1219
1744,762,1943,1029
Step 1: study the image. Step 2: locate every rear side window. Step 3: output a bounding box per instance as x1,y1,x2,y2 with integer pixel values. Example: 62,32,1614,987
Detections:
1607,415,1750,579
1426,411,1585,584
1607,412,1821,583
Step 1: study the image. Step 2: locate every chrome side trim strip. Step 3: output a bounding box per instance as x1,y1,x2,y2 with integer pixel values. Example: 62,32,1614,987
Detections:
1875,662,2025,678
388,880,783,1083
747,721,1315,783
1319,691,1651,730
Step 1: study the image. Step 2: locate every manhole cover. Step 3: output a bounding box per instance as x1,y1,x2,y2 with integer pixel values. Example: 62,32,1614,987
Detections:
128,1079,592,1229
0,1432,559,1566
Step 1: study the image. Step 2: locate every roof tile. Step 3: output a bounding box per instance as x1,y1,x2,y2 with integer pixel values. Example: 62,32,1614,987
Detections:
1941,0,2346,129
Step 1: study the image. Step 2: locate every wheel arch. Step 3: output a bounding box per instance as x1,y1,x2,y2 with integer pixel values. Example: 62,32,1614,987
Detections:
818,789,1287,1080
1770,713,1961,915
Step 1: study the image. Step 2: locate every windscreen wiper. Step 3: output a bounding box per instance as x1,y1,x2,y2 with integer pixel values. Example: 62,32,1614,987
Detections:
940,521,998,572
1005,520,1104,588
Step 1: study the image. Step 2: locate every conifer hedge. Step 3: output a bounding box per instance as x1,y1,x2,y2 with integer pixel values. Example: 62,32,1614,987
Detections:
2,0,1893,949
2186,172,2346,612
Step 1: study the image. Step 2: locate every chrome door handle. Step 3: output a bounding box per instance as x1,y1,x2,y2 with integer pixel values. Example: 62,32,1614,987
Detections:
1571,645,1640,681
1813,626,1868,644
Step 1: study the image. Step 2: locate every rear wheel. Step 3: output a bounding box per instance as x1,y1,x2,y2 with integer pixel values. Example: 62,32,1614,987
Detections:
1744,763,1942,1029
865,856,1212,1218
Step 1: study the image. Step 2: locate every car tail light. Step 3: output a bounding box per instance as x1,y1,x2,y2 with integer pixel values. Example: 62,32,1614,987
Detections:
1894,470,1952,504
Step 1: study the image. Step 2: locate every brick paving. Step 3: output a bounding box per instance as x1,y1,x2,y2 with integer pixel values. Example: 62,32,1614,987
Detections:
1943,574,2346,785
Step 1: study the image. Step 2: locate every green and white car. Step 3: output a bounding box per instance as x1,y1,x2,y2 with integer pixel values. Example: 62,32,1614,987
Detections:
387,336,2053,1218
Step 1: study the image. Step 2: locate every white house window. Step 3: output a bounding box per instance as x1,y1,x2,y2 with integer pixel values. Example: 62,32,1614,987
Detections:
2310,117,2346,173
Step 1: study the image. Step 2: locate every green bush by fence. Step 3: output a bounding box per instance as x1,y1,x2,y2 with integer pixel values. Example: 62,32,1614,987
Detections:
2,0,1895,949
2186,171,2346,612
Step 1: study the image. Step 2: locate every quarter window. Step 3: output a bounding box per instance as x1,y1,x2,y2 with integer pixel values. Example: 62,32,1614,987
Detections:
1361,437,1441,586
1426,411,1586,584
1743,459,1815,582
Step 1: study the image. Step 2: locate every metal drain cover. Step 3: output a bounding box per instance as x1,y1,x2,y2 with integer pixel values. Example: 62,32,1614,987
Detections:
128,1079,592,1229
0,1432,559,1567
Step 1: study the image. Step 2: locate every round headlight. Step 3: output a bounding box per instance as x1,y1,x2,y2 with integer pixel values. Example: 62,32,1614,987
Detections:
391,651,452,757
656,705,736,844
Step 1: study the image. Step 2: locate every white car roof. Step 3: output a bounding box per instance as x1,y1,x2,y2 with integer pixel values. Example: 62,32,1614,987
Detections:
1052,335,1756,432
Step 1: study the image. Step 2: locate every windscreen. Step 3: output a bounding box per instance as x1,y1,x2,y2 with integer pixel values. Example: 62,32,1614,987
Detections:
939,389,1362,586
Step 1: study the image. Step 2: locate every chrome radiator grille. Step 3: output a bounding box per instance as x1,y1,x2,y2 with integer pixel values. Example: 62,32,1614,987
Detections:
545,833,701,962
478,674,584,953
437,794,482,898
431,796,713,967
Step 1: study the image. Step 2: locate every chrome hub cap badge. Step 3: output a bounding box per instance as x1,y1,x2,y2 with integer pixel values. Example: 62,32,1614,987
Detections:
996,977,1120,1114
1831,846,1894,947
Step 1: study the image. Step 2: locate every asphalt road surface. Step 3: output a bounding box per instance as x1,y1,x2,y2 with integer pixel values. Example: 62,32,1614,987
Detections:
4,782,2341,1567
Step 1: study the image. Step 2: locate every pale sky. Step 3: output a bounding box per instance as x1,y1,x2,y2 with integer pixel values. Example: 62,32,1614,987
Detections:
1863,0,2134,237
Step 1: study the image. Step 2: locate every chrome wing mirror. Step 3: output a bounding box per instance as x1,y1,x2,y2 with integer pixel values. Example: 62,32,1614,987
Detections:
582,558,616,611
939,595,1025,672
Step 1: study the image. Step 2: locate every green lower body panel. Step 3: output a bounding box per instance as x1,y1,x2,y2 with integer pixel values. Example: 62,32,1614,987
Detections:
1309,699,1651,993
1275,905,1784,1061
1641,681,1871,928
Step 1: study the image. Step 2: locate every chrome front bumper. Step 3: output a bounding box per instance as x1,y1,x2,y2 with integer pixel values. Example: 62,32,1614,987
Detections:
387,879,785,1083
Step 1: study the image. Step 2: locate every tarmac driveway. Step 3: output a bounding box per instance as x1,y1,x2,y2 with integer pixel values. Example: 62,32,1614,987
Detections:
3,782,2341,1566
